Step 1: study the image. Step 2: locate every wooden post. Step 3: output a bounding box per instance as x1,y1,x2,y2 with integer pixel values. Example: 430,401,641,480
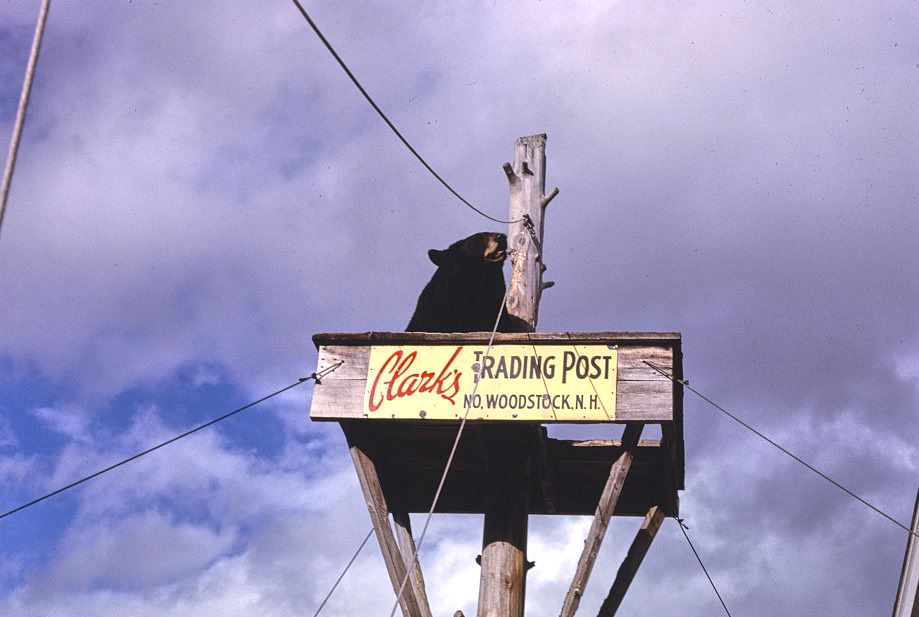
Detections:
504,133,559,331
477,427,531,617
476,136,558,617
596,506,665,617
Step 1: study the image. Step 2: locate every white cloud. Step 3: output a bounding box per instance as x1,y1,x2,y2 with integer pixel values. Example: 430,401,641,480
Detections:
2,398,383,615
0,452,34,488
31,403,92,442
42,509,238,590
0,415,16,449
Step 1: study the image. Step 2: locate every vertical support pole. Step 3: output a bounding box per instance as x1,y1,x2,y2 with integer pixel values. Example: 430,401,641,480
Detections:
504,133,559,331
476,135,558,617
477,427,531,617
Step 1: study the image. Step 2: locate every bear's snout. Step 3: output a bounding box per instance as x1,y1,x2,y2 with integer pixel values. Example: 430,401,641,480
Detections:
483,233,507,263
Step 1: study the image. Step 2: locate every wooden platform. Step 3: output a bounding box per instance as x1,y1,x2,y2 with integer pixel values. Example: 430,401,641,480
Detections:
310,332,684,517
341,422,681,516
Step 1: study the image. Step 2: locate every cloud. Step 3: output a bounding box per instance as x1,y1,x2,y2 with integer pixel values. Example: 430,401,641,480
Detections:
0,415,17,449
0,1,917,615
31,403,92,443
42,509,238,591
2,398,383,615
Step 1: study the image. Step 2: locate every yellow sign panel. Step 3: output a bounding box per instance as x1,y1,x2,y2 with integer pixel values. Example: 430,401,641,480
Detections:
363,344,617,421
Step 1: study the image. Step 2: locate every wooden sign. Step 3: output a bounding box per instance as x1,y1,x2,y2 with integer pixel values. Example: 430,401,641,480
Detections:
310,332,681,425
364,343,617,421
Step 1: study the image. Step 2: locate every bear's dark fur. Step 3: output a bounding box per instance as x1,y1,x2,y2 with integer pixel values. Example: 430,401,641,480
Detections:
407,232,526,333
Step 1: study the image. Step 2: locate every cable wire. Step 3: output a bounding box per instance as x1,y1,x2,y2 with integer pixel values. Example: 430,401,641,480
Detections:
311,527,374,617
676,518,733,617
526,331,559,421
288,0,519,225
386,287,514,617
0,0,51,241
644,361,918,538
0,362,343,522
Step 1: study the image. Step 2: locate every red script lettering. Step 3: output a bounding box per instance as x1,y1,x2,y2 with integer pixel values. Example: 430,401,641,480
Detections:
367,347,464,412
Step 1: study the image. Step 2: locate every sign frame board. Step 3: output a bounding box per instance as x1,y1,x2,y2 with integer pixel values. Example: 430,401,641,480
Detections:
309,332,682,426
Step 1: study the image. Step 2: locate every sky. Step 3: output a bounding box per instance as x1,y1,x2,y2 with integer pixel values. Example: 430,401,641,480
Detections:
0,1,917,615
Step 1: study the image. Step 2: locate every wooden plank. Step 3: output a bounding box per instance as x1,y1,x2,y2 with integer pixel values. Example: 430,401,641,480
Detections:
393,511,433,617
596,506,665,617
570,439,662,448
316,345,369,379
615,381,672,422
311,339,676,422
314,331,681,347
559,424,643,617
662,338,684,492
310,379,365,419
342,425,425,617
616,346,672,380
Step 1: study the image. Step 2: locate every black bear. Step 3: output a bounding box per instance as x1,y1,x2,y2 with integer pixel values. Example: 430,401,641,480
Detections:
407,232,526,333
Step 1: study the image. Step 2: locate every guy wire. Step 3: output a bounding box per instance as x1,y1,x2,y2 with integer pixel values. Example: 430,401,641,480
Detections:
676,518,733,617
0,363,343,522
289,0,519,225
644,361,917,539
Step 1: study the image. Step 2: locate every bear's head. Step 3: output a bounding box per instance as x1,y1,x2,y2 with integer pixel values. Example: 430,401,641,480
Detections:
407,231,522,333
428,232,507,271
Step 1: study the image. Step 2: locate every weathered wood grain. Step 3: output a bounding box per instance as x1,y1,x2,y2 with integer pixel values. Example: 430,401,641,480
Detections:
616,346,673,380
309,338,677,423
313,331,681,346
504,133,551,333
393,511,433,617
315,341,673,382
342,426,425,617
316,345,369,379
559,424,643,617
474,136,551,617
476,427,531,617
615,381,673,422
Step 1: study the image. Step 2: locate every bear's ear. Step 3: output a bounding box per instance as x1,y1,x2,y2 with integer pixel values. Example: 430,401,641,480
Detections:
428,248,449,266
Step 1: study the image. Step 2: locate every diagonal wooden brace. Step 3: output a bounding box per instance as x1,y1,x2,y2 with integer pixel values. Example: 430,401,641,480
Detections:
559,423,643,617
596,505,665,617
342,424,431,617
393,511,434,617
